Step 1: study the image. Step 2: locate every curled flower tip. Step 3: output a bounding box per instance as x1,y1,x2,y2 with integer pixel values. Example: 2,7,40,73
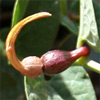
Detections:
5,12,51,78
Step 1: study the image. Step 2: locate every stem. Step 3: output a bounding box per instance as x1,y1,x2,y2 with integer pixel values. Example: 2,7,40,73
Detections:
86,60,100,74
74,57,100,74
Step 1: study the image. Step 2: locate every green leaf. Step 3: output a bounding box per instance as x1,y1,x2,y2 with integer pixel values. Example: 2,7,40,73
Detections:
12,0,60,58
76,0,100,52
11,0,29,27
93,0,100,37
24,76,63,100
86,1,100,71
25,66,96,100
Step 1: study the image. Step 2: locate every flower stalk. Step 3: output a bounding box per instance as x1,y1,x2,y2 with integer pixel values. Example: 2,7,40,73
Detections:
86,60,100,74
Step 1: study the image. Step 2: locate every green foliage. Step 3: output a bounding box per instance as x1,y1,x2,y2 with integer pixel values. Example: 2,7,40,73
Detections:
25,66,96,100
11,0,29,27
76,0,100,52
93,0,100,36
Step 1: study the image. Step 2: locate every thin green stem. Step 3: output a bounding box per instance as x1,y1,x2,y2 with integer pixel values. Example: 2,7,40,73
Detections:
73,57,100,74
86,60,100,74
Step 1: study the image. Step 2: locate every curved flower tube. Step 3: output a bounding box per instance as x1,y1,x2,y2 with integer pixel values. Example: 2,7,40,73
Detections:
5,12,52,78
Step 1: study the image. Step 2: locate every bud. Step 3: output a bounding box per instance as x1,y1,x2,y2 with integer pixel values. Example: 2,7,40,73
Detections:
21,56,43,78
41,46,90,74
